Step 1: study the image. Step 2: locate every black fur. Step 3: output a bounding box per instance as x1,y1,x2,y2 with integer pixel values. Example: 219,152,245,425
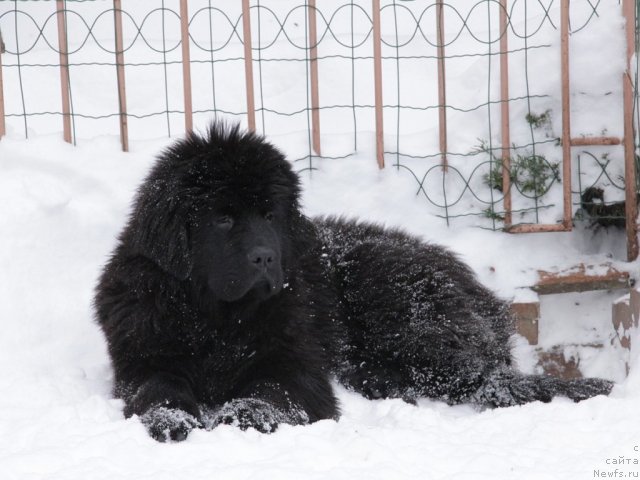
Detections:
580,186,636,229
95,122,613,442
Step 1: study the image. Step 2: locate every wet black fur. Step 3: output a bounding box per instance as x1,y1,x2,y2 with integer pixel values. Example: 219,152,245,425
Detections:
95,122,613,441
580,186,636,229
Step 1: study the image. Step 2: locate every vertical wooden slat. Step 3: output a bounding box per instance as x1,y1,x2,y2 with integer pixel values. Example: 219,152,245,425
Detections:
0,32,5,138
308,0,321,155
560,0,572,230
623,0,638,260
113,0,129,152
499,0,511,226
56,0,72,143
242,0,256,131
507,0,572,234
179,0,193,133
372,0,384,169
436,0,447,171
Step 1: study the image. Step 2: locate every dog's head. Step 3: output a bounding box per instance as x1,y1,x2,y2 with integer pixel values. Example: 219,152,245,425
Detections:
125,122,303,303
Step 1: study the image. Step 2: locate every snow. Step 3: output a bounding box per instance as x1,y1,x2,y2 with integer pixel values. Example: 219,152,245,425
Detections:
1,1,640,479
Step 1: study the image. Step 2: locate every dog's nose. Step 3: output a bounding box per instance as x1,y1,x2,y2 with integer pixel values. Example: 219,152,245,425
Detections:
248,247,276,270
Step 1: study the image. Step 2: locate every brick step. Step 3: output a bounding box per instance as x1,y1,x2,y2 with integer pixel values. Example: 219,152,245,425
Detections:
536,344,602,379
533,263,630,295
510,263,637,378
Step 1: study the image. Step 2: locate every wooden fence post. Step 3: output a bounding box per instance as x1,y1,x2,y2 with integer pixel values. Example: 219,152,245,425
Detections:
436,0,447,171
560,0,572,230
308,0,321,155
113,0,129,151
180,0,193,133
499,0,511,226
56,0,72,143
0,31,5,138
242,0,256,131
372,0,384,168
623,0,638,261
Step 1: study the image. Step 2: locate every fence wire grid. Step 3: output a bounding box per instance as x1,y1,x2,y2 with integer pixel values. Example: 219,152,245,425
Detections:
0,0,637,233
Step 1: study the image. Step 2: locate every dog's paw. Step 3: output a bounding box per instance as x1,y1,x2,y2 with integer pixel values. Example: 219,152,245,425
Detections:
139,406,201,442
209,398,293,433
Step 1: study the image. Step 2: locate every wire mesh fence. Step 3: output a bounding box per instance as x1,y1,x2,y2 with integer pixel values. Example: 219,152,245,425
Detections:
0,0,637,248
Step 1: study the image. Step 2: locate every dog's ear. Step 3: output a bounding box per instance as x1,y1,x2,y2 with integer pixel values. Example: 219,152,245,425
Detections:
126,177,193,281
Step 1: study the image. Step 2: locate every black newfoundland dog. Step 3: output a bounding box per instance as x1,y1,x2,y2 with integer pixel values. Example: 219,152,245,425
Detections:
95,122,613,441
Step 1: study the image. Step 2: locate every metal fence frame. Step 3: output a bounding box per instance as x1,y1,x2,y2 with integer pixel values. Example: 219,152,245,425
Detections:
0,0,637,259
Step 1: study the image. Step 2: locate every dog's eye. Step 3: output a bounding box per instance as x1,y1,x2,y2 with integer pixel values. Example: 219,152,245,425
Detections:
264,212,274,222
215,215,234,229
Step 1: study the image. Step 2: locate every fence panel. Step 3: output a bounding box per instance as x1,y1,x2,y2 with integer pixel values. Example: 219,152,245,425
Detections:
0,0,636,258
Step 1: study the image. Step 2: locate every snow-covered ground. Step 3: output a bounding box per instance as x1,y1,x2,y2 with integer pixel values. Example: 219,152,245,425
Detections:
1,1,640,479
